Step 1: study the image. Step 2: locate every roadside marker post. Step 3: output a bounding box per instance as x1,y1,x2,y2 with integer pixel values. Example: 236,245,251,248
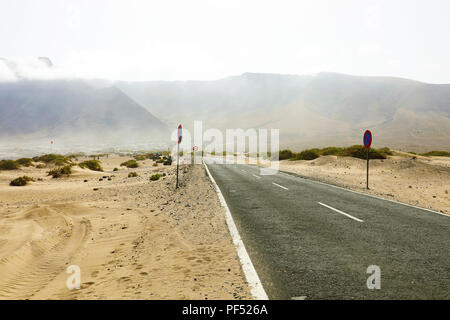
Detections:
363,130,372,189
176,125,182,189
192,145,198,164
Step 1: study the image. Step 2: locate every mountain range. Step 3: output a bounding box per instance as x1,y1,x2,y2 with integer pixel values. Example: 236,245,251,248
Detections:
0,57,449,151
114,72,450,151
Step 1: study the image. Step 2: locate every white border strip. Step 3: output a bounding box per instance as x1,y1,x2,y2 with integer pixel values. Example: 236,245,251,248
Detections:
203,160,269,300
279,170,449,218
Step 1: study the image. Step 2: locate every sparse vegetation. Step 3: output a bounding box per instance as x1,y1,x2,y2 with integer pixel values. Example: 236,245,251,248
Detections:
128,172,138,178
134,155,147,161
33,154,72,166
0,160,20,170
150,173,161,181
293,149,320,161
120,159,139,168
278,149,294,160
113,167,119,171
47,165,72,178
17,158,34,167
79,160,103,171
420,150,450,157
338,145,386,160
10,176,34,186
280,145,391,161
319,147,343,156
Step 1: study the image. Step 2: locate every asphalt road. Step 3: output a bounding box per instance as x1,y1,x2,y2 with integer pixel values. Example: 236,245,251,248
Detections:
204,158,450,300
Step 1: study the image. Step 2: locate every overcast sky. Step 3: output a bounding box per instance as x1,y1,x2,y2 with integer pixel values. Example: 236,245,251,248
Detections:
0,0,449,83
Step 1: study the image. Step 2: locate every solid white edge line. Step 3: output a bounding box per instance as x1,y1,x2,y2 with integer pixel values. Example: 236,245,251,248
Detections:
203,160,269,300
317,202,364,222
252,174,261,179
278,171,449,218
272,182,289,190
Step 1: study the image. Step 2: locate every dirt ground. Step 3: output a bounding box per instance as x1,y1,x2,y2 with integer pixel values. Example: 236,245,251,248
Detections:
0,156,251,299
276,152,450,215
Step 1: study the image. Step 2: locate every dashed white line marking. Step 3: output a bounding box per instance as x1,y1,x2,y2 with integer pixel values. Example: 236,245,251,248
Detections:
252,174,261,179
278,170,449,218
318,202,364,222
272,182,289,190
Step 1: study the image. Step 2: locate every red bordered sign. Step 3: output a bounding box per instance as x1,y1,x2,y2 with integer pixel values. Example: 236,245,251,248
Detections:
363,130,372,149
178,125,182,144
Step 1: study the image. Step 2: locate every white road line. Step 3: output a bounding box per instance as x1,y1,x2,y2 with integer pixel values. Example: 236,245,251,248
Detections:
278,170,449,218
318,202,364,222
272,182,289,190
203,160,269,300
252,174,261,179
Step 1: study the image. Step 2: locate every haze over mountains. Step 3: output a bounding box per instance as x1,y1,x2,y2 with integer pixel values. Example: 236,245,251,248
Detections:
115,72,450,151
0,57,449,152
0,58,168,150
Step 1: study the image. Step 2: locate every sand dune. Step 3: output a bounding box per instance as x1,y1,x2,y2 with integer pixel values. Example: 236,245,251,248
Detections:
0,156,251,299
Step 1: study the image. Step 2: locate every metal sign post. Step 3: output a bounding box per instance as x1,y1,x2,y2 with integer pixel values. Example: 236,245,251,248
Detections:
363,130,372,189
176,125,182,189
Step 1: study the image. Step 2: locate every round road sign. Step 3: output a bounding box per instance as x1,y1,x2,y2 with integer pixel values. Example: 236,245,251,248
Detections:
363,130,372,149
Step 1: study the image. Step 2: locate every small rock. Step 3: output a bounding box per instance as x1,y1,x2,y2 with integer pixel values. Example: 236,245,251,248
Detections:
93,188,99,191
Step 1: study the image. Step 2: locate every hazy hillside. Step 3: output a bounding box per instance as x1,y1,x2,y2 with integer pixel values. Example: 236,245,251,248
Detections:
115,72,450,151
0,80,169,146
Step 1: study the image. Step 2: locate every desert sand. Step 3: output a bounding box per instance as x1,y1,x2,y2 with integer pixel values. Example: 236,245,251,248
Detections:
0,156,251,299
277,152,450,215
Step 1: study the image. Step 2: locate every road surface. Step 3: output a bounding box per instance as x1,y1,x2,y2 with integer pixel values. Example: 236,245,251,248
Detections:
204,158,449,299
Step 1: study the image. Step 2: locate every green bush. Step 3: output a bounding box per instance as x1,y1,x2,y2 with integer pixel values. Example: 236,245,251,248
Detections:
294,149,320,160
319,147,343,156
79,160,103,172
339,145,386,160
150,174,161,181
0,160,20,170
113,167,119,171
10,176,34,186
420,150,450,157
128,172,138,178
17,158,34,167
278,149,294,160
33,154,72,166
134,155,147,161
120,159,139,168
47,165,72,178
